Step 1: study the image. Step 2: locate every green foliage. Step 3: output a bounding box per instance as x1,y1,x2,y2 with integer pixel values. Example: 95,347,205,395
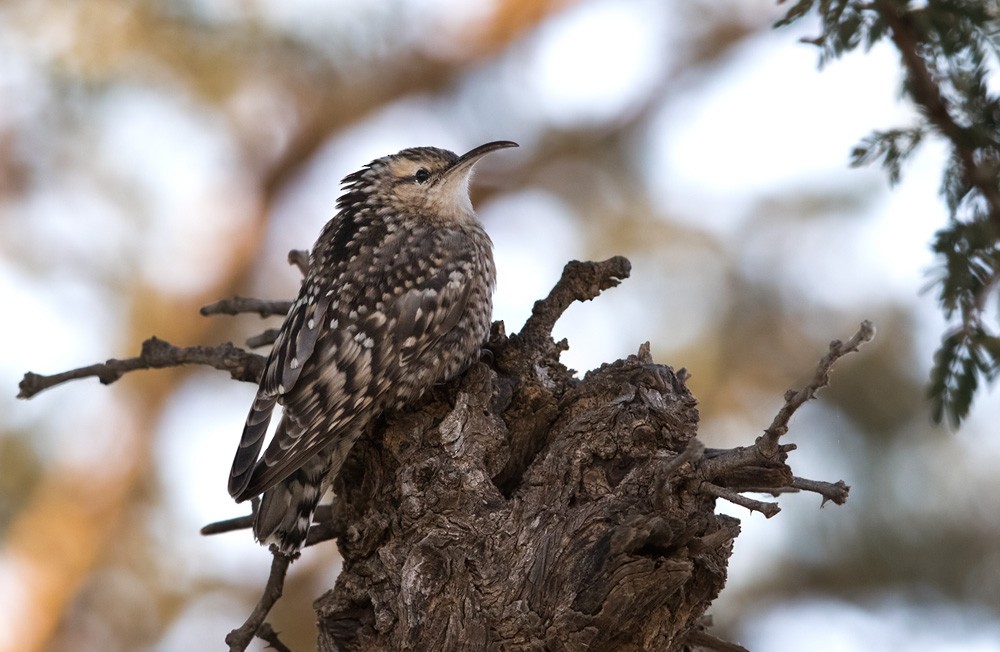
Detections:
777,0,1000,426
850,128,925,184
776,0,889,63
930,327,1000,426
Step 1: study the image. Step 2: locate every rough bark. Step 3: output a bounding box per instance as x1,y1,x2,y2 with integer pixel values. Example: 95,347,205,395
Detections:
318,343,732,651
316,258,734,651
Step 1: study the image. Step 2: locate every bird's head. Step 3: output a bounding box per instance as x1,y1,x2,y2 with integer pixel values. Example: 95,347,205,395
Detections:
338,141,518,224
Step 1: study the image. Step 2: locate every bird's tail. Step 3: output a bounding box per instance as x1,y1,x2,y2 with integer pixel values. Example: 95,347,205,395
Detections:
253,453,330,555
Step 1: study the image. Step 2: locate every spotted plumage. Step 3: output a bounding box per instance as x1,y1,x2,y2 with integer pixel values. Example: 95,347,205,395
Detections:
229,141,517,554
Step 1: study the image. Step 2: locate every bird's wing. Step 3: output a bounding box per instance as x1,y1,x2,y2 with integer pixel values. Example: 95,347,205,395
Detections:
234,241,480,500
393,266,475,368
228,286,331,500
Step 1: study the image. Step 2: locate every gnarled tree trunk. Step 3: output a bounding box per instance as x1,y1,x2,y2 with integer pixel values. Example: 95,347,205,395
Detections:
312,257,844,651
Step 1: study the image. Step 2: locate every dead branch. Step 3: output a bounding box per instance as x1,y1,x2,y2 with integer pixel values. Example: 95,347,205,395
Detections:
254,623,293,652
246,328,281,349
225,548,294,652
516,256,631,349
287,249,310,276
687,629,751,652
760,320,876,455
200,297,293,318
17,338,264,399
697,321,872,516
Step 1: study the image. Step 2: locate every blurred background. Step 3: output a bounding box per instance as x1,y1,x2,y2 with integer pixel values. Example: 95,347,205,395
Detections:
2,0,999,650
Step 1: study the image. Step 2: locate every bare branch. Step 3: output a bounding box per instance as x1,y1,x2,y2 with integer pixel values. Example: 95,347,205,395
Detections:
201,514,254,536
727,476,850,506
700,443,797,482
197,249,308,320
201,502,344,548
255,623,293,652
792,476,851,506
517,257,631,347
246,328,280,349
687,629,751,652
18,338,264,399
226,548,294,652
759,320,875,455
693,324,866,523
700,481,781,518
200,297,292,318
288,249,310,276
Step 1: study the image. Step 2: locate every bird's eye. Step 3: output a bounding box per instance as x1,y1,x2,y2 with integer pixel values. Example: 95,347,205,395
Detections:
414,168,430,183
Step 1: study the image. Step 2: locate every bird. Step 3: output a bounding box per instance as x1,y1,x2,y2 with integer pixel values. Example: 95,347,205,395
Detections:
228,140,518,555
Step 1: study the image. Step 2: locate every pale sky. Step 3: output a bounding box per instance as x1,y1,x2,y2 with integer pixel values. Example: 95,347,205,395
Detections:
2,1,998,650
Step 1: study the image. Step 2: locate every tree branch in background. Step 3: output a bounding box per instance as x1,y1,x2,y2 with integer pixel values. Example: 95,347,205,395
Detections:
287,249,310,276
225,549,294,652
245,329,281,350
760,320,876,455
254,623,292,652
200,297,293,318
17,339,264,399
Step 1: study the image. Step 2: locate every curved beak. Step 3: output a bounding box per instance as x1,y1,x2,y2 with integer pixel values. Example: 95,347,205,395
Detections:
447,140,519,177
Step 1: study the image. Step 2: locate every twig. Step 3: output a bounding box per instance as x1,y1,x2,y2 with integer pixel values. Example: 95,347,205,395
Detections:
759,320,875,456
199,248,308,320
687,629,750,652
247,328,281,349
304,519,344,548
735,477,850,505
518,257,631,346
698,324,866,517
226,548,295,652
288,249,310,276
700,482,780,518
203,510,342,548
700,443,797,481
256,623,293,652
200,514,254,536
200,297,293,318
791,476,850,506
18,338,265,399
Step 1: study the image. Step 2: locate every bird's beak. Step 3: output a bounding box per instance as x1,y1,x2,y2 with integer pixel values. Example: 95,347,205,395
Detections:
448,140,519,177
